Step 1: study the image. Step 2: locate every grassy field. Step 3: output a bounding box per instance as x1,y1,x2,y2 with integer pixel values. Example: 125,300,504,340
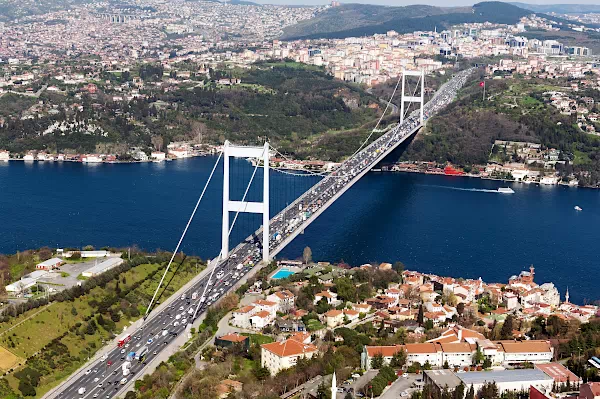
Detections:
0,346,21,372
241,333,274,346
0,259,204,398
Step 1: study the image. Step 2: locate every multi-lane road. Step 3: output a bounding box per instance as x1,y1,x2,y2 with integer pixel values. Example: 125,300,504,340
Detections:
51,243,262,399
49,68,475,399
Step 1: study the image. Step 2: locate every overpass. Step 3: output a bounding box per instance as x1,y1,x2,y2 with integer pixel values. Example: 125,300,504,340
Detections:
43,67,474,399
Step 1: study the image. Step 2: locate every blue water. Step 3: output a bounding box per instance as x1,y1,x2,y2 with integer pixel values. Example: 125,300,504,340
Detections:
0,158,598,304
271,269,296,279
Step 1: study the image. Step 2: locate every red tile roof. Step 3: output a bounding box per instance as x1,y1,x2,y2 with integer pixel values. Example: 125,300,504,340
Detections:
261,339,318,358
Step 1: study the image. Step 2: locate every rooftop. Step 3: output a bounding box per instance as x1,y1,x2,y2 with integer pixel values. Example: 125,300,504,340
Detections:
459,369,553,385
424,370,462,390
261,338,318,358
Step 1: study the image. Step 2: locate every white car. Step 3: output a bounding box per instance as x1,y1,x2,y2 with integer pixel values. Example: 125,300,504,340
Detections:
120,349,126,354
93,394,99,398
188,308,194,315
93,378,100,383
85,370,91,375
181,318,187,324
100,355,108,361
173,322,180,327
179,306,184,311
175,314,181,320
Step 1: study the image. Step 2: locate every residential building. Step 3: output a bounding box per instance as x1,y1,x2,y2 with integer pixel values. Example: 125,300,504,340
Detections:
261,338,318,375
215,333,250,350
266,290,296,312
579,383,600,399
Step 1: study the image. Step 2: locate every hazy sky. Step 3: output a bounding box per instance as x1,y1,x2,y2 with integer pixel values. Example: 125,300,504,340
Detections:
254,0,600,7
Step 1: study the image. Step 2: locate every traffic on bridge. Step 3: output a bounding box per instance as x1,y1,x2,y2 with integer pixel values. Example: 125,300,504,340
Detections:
47,68,474,399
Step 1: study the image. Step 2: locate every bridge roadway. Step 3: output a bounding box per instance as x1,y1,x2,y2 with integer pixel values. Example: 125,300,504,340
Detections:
47,68,474,399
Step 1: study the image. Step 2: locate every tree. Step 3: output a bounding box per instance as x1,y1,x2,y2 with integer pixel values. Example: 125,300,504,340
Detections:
151,135,163,151
71,306,78,316
124,392,137,399
335,277,357,302
474,348,484,365
417,305,424,326
390,349,407,368
457,302,465,315
478,382,499,399
317,381,332,399
392,261,405,274
465,385,475,399
453,383,465,399
371,353,384,369
18,380,36,397
303,246,313,264
501,314,515,339
254,367,270,380
483,357,492,369
443,360,450,369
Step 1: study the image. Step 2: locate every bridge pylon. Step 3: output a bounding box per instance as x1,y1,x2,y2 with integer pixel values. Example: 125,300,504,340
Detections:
399,69,425,125
221,141,270,263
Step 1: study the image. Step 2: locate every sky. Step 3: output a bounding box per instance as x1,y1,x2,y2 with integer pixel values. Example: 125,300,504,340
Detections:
253,0,600,7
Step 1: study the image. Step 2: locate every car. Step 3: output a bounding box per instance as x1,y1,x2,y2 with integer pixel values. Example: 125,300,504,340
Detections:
124,343,130,348
173,321,180,327
113,370,118,375
135,343,141,348
93,394,99,398
120,348,125,354
100,355,108,361
85,370,91,375
153,351,158,355
147,338,153,344
98,383,103,387
181,318,187,324
179,306,184,311
401,392,409,397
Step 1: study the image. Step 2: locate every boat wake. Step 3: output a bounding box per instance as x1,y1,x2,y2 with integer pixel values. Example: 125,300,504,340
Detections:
419,185,512,194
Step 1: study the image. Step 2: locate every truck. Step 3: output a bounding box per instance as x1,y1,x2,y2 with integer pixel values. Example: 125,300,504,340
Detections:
136,346,148,361
117,333,131,347
126,351,136,362
78,387,86,395
122,361,131,376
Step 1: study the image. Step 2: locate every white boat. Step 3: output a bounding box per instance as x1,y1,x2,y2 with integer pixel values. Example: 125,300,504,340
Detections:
574,206,582,211
497,187,514,194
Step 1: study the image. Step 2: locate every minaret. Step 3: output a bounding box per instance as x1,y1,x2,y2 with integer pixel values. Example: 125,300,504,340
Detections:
565,287,570,304
331,370,337,399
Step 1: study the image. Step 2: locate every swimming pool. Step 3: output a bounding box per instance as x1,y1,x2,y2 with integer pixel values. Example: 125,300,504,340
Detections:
271,268,296,279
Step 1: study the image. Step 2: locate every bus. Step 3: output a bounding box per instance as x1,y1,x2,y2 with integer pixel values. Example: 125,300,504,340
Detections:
117,334,131,347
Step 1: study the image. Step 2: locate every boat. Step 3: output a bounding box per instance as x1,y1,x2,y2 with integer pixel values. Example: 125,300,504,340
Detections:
497,187,515,194
574,206,582,211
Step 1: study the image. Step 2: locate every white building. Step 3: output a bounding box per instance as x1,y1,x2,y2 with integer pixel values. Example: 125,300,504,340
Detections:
261,338,318,375
459,369,553,395
82,257,124,277
0,150,9,161
36,258,63,270
266,290,296,312
151,151,166,161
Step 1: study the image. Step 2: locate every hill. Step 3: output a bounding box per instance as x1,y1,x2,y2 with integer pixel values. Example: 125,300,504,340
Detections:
282,2,554,40
510,2,600,14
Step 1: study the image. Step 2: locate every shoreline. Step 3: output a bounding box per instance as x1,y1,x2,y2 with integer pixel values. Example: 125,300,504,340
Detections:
378,166,588,189
0,153,212,164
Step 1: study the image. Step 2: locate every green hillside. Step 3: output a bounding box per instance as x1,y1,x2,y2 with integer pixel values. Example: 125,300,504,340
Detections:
282,2,566,40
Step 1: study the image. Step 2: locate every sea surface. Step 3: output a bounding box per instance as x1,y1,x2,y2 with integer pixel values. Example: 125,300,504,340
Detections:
1,157,598,304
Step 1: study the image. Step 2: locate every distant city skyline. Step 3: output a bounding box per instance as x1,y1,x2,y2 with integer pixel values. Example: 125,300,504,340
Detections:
252,0,600,7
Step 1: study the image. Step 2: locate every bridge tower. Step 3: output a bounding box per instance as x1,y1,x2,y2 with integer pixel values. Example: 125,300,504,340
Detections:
399,69,425,124
221,141,270,263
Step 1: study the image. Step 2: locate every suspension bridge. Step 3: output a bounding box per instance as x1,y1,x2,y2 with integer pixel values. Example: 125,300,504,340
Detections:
45,67,474,399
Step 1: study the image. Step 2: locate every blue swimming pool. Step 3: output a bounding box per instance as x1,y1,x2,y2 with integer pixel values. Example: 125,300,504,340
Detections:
271,268,296,279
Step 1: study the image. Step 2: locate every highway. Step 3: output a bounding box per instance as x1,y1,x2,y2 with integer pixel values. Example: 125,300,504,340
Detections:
49,68,474,399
